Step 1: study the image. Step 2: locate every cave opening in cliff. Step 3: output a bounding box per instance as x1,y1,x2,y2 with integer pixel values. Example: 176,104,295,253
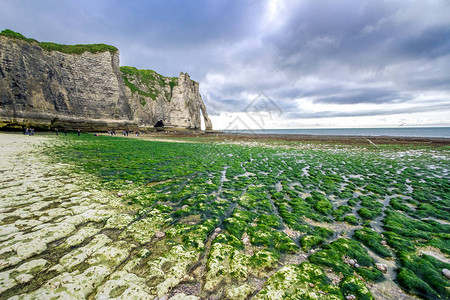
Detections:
154,120,164,128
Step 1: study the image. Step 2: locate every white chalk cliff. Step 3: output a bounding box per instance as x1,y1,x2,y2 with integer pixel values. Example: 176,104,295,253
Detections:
0,30,212,131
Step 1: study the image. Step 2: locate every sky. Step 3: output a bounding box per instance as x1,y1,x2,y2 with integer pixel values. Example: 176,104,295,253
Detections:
1,0,450,129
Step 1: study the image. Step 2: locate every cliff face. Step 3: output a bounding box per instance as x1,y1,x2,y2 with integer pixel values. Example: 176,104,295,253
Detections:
0,32,212,131
121,67,212,130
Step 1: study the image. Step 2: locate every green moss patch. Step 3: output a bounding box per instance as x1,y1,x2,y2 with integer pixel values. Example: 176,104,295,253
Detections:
1,29,118,54
120,66,177,101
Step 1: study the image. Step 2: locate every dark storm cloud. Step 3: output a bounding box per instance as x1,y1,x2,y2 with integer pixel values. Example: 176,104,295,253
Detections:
266,1,450,69
1,0,450,126
264,1,391,69
395,25,450,59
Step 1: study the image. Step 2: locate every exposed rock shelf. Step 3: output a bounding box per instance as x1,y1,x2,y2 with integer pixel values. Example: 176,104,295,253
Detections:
0,134,192,299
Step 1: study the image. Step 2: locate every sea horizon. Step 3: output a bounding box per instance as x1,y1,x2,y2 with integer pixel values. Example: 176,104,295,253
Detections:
221,126,450,138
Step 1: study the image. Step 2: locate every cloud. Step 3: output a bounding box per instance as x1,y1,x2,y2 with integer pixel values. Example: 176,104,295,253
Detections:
285,103,450,120
1,0,449,128
312,88,410,105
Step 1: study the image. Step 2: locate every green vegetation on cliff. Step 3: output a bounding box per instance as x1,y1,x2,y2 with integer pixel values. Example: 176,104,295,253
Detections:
0,29,118,54
120,66,178,102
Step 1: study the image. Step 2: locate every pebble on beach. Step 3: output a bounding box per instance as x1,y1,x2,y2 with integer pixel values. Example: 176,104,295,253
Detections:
155,231,165,238
375,263,388,273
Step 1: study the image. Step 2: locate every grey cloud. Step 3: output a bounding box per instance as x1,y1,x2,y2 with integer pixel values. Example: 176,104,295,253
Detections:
395,25,450,59
285,103,450,120
313,88,410,105
1,0,450,126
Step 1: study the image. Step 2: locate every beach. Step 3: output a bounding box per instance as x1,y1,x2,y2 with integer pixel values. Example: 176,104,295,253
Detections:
0,132,448,299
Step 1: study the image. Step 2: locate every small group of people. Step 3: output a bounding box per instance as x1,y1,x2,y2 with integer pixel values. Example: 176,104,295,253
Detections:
23,128,35,135
54,128,82,136
107,129,139,137
55,128,68,136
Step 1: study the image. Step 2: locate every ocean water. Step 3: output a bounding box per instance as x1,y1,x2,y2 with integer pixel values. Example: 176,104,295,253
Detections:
222,127,450,138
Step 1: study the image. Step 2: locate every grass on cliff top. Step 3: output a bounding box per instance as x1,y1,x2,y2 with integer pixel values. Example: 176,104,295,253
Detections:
46,134,450,299
120,66,178,102
0,29,118,54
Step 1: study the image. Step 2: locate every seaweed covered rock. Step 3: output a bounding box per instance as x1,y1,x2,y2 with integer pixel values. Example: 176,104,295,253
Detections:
255,263,343,299
340,276,374,300
396,253,450,299
309,238,385,283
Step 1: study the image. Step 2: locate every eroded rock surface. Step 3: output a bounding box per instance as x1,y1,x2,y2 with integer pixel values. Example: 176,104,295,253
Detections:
0,135,175,298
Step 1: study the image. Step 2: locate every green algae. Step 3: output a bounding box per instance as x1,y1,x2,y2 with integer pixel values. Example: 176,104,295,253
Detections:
332,205,352,220
343,215,360,225
340,275,374,300
42,135,450,299
309,238,385,283
255,263,343,299
353,228,391,258
300,226,334,251
396,253,450,299
247,228,298,254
